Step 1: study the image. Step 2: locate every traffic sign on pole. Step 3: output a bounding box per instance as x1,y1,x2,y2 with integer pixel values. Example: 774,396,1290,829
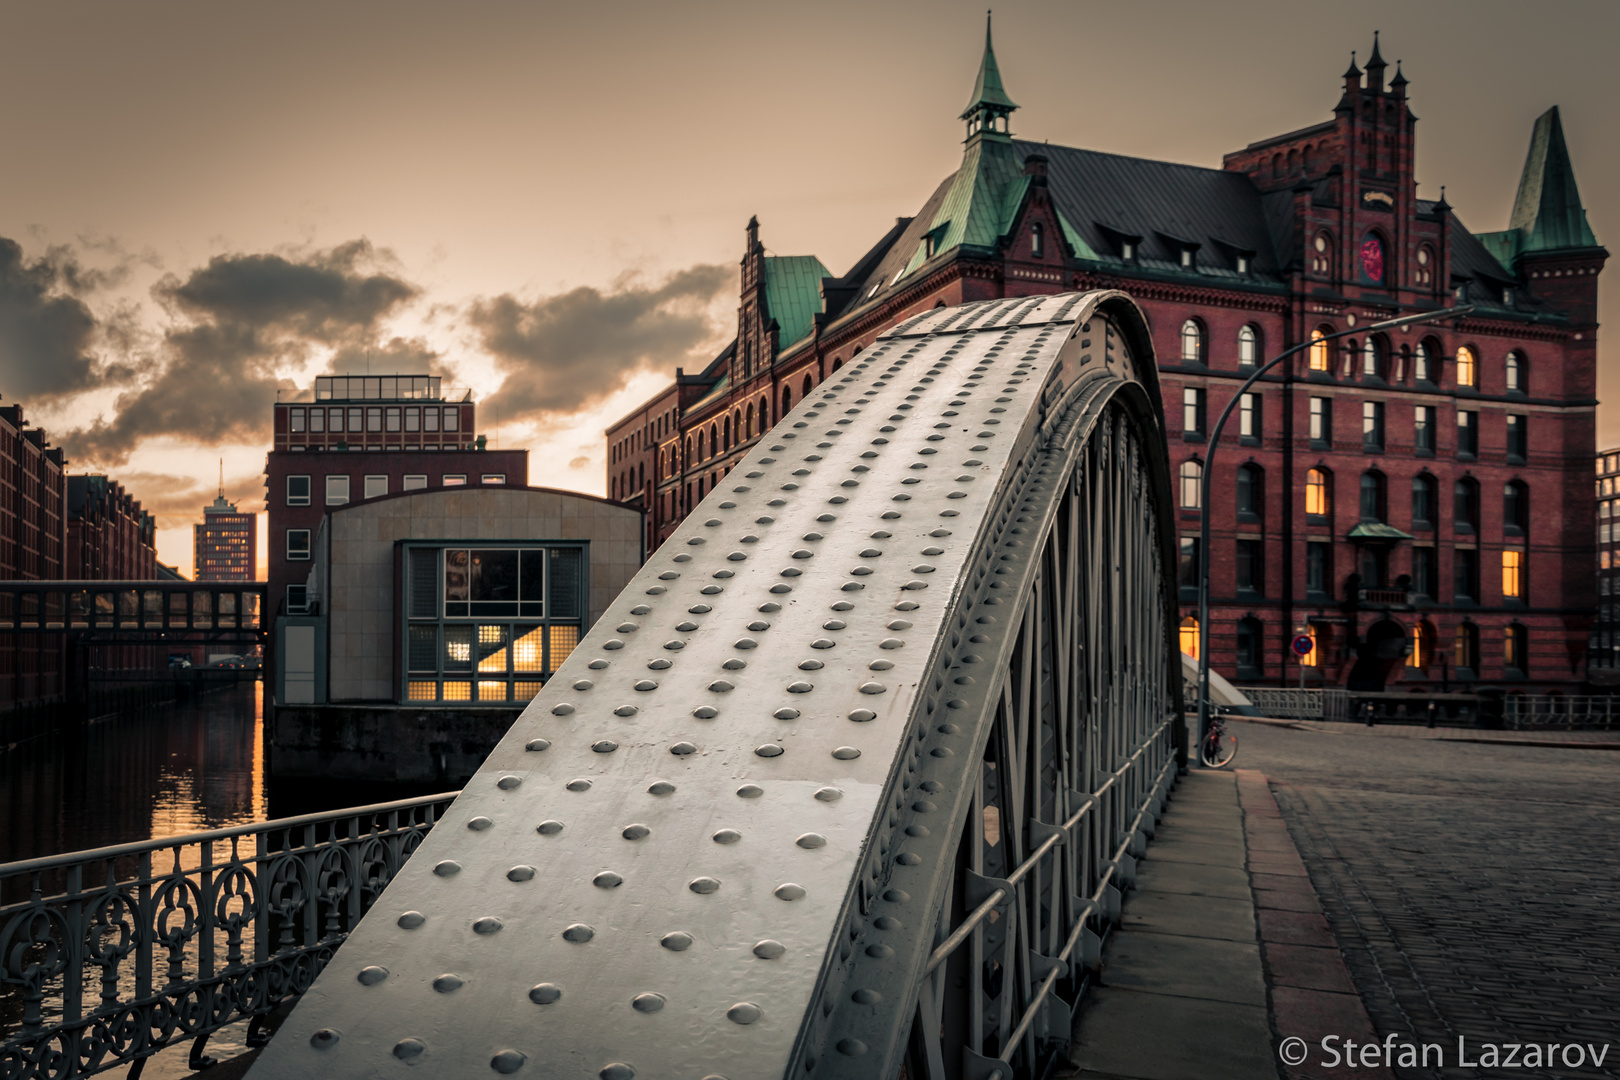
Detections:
1290,634,1314,657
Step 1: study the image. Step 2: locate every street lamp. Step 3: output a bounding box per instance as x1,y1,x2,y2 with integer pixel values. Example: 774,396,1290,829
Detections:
1193,305,1474,758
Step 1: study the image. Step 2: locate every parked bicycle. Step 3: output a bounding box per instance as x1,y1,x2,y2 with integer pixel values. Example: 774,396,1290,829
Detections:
1200,706,1238,768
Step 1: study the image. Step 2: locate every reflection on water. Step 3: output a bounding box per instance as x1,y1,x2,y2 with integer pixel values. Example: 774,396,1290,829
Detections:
1,683,268,864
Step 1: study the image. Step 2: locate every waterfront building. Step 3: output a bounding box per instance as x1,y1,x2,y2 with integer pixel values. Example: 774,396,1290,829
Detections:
0,403,66,708
264,374,528,619
271,484,641,784
1593,448,1620,682
66,476,158,581
194,488,256,582
606,26,1605,694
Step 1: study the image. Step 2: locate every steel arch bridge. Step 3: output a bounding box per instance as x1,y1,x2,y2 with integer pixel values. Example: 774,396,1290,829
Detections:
249,290,1184,1080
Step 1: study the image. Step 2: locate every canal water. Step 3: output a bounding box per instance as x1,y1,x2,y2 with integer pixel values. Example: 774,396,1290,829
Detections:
0,682,446,1077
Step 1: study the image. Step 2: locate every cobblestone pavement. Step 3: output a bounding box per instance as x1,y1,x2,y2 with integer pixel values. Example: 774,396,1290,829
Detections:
1236,721,1620,1080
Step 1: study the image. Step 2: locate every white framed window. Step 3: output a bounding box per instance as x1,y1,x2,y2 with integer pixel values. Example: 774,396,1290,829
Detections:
481,474,506,485
364,475,388,499
1238,326,1258,367
286,585,309,613
287,475,311,506
286,529,311,561
404,475,428,491
443,474,467,487
326,475,350,505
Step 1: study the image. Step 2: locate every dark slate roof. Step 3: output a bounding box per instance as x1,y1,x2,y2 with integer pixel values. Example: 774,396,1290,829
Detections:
1012,141,1288,282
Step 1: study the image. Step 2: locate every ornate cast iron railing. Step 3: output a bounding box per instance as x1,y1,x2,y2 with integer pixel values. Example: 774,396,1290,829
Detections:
0,793,456,1079
1504,694,1620,730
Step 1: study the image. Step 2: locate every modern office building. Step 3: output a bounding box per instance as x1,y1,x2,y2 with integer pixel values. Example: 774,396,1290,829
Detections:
607,25,1605,693
264,374,528,618
194,491,256,581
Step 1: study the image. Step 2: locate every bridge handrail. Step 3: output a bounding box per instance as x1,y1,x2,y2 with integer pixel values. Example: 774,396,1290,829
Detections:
1,791,459,1078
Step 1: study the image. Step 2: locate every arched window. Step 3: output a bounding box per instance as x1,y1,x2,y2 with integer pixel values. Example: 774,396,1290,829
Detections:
1414,244,1434,286
1503,480,1529,535
1455,622,1479,672
709,423,719,456
1504,623,1528,674
697,430,706,460
1236,617,1264,676
1412,474,1437,527
802,373,813,397
781,386,792,417
1506,351,1526,393
1271,154,1283,178
1454,477,1479,532
1179,615,1200,659
1414,338,1436,383
638,463,645,490
1306,467,1331,517
1030,222,1044,258
1360,471,1385,522
1236,464,1263,519
1362,335,1386,379
1238,325,1259,367
745,402,755,439
1308,327,1331,371
1311,233,1333,275
1456,345,1478,388
1179,320,1204,364
1502,549,1527,601
1408,621,1435,669
832,358,843,372
1179,460,1203,510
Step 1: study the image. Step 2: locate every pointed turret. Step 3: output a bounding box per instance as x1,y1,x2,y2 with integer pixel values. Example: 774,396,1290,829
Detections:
1388,60,1408,96
1364,31,1387,92
961,12,1018,140
1505,106,1600,253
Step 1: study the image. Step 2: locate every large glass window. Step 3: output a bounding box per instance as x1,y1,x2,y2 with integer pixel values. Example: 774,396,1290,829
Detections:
287,475,311,506
286,529,311,561
405,545,584,704
326,475,350,506
1502,550,1526,601
1179,615,1199,659
1504,481,1529,535
1236,465,1262,520
364,475,388,499
290,407,306,433
1412,547,1437,598
310,408,325,434
1456,346,1477,388
1178,537,1199,595
1412,475,1436,527
1236,617,1263,676
1454,479,1479,532
1414,340,1434,383
1455,549,1479,602
1506,351,1526,393
1236,540,1264,595
1306,468,1331,518
1308,328,1330,371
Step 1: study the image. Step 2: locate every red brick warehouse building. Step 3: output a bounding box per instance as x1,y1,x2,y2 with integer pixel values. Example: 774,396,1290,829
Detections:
606,24,1605,693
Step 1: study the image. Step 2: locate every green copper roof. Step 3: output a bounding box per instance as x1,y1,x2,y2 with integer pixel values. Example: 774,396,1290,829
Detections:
1347,522,1413,542
1477,106,1600,264
928,136,1027,256
961,13,1017,119
764,255,832,354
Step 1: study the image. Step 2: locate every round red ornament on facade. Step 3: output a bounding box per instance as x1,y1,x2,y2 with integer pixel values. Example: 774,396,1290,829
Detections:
1359,234,1385,283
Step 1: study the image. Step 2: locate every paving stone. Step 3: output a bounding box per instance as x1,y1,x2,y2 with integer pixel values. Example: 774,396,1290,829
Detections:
1119,889,1256,943
1071,986,1275,1080
1134,857,1252,900
1100,931,1267,1006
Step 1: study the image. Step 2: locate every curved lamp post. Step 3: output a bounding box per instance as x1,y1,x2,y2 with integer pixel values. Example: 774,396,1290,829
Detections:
1194,305,1474,757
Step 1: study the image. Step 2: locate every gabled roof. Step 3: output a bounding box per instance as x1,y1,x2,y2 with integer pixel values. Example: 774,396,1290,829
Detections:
1477,106,1602,264
764,255,832,353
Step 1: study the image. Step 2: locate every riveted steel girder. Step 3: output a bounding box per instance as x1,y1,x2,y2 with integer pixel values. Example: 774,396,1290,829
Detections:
247,290,1180,1080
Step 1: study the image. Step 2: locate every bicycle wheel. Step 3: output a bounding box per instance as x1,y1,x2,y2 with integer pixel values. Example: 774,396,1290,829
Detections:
1200,729,1238,768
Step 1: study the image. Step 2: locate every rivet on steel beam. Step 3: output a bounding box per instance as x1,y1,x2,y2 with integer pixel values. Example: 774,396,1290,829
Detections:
773,707,800,720
529,984,562,1004
593,740,618,753
786,682,813,694
866,943,895,958
491,1049,526,1073
566,779,592,792
524,739,551,754
709,680,734,693
594,872,623,889
392,1038,425,1061
603,640,625,650
713,829,741,844
879,638,905,649
755,744,784,757
670,742,697,756
814,787,843,801
473,917,503,935
775,884,806,901
634,680,658,691
796,833,827,849
310,1029,339,1049
832,747,862,760
497,775,522,790
599,1064,634,1080
467,816,493,831
356,965,388,985
537,820,564,835
508,866,536,882
660,932,693,951
552,704,576,716
648,782,676,795
737,784,763,798
859,682,888,695
632,993,666,1013
722,659,746,671
432,974,463,993
433,861,461,877
397,911,425,929
838,1038,870,1056
689,877,720,894
727,1003,763,1025
562,924,594,943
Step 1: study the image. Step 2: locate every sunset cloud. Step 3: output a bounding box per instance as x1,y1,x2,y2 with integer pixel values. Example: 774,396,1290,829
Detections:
0,237,122,400
469,263,730,423
64,240,428,466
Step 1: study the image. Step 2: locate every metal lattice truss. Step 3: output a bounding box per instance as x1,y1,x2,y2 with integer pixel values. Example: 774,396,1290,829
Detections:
248,290,1183,1080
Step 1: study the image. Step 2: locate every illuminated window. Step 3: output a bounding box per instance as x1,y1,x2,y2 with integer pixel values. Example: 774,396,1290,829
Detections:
1504,624,1527,674
1309,397,1331,445
1180,320,1204,364
1408,622,1433,669
1454,622,1479,671
1240,393,1261,439
1238,326,1258,367
1179,615,1199,659
1502,550,1526,601
1179,461,1203,510
1300,624,1320,667
1306,468,1330,517
1456,346,1477,388
1305,329,1329,372
1506,351,1525,393
402,544,585,705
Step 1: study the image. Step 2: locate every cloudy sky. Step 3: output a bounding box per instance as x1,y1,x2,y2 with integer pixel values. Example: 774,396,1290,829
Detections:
1,0,1615,575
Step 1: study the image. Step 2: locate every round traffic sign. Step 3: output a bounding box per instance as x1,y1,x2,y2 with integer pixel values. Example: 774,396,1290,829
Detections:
1290,634,1314,657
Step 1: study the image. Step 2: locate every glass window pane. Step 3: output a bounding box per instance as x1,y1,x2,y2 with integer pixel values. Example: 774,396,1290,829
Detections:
512,625,545,672
425,408,440,432
408,626,437,672
549,548,582,618
444,625,473,671
479,680,509,702
445,549,469,608
407,680,438,701
409,549,438,618
514,681,544,701
471,550,519,616
549,624,580,669
443,681,472,701
477,625,510,672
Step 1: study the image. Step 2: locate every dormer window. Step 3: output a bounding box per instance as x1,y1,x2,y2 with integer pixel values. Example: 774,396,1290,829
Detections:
1501,286,1514,305
1120,241,1134,261
1236,255,1249,274
1030,222,1044,258
1180,248,1194,268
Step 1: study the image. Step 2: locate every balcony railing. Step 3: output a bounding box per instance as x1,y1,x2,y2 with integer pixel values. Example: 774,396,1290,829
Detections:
0,792,457,1078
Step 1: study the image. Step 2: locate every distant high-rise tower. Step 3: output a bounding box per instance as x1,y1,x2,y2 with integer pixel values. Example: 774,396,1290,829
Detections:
194,471,256,581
